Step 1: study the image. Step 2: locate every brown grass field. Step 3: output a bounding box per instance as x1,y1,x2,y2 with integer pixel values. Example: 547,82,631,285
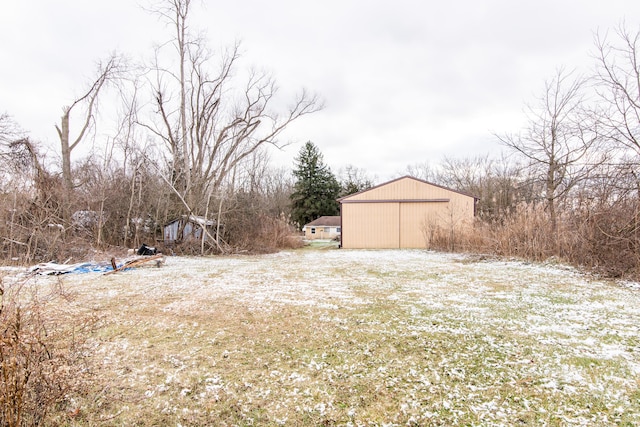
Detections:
4,248,640,426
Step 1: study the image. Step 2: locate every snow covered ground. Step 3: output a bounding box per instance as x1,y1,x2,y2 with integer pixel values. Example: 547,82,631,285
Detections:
14,249,640,425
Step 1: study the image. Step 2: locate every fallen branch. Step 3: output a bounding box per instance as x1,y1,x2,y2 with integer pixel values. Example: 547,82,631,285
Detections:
104,254,165,275
2,237,28,246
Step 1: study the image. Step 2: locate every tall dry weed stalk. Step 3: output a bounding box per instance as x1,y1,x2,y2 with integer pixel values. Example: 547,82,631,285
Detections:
0,274,96,426
436,203,561,261
568,200,640,277
437,201,640,279
236,214,303,253
477,203,557,260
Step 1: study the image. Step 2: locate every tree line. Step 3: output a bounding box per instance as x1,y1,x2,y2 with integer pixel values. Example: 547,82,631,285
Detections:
0,3,639,277
0,0,321,258
403,25,640,277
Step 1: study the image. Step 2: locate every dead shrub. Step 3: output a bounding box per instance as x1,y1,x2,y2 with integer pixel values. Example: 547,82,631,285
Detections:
422,216,482,254
472,203,557,260
568,200,640,277
0,274,97,426
443,200,640,279
255,215,304,252
227,214,303,254
426,203,559,261
422,222,456,252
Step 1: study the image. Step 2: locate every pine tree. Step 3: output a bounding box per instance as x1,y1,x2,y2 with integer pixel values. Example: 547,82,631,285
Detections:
290,141,341,228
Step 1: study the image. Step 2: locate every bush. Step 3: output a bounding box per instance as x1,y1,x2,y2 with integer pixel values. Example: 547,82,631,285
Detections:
569,200,640,277
440,201,640,280
0,274,97,426
225,213,303,254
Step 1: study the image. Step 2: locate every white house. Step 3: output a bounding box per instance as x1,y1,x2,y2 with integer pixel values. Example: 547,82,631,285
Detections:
302,216,341,240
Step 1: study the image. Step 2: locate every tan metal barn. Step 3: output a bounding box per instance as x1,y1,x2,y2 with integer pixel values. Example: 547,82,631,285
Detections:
338,176,477,249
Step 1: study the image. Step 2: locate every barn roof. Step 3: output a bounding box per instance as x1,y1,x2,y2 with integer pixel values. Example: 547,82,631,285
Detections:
304,216,341,227
337,175,478,202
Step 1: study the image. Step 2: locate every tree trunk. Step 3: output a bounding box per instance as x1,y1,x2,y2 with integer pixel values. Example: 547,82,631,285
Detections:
60,110,72,192
97,198,105,247
59,109,73,225
547,162,557,235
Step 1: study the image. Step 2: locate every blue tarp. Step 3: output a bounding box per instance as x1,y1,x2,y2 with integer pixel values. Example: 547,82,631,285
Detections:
30,261,123,275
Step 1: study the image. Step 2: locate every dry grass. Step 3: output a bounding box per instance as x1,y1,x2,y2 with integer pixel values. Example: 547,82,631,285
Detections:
0,273,97,426
6,249,640,426
426,202,640,279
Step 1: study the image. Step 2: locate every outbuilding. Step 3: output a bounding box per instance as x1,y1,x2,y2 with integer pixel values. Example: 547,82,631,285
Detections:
338,176,476,249
303,216,341,240
163,215,217,244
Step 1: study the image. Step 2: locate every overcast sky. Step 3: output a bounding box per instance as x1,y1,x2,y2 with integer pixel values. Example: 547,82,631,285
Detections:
1,1,639,181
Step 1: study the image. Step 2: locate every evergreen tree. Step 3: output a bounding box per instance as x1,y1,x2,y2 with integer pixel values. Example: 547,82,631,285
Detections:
290,141,341,228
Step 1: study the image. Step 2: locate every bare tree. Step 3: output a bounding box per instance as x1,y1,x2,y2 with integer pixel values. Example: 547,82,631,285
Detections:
143,0,321,222
0,114,27,167
594,23,640,155
496,69,603,233
0,113,19,145
437,154,530,222
55,55,122,221
338,165,374,196
404,161,440,183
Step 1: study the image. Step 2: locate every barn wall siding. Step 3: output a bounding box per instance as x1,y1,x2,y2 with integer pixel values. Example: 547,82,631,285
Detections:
400,202,446,248
340,177,476,249
341,203,399,249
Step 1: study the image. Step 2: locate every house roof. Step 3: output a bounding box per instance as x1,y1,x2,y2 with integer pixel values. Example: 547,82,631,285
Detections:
337,175,479,202
304,216,341,227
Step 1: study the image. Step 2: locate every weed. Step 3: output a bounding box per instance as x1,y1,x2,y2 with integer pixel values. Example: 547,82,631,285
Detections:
0,274,97,426
7,250,640,425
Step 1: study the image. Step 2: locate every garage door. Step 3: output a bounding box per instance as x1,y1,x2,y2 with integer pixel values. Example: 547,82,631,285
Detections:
341,202,399,248
341,201,450,249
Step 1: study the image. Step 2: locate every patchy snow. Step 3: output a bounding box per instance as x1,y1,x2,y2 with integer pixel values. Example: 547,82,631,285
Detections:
8,249,640,425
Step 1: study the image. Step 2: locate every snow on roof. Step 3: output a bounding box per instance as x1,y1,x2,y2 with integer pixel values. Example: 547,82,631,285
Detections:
165,215,216,227
189,215,215,227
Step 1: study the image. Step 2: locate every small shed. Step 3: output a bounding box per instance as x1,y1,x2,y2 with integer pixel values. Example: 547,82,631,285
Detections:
339,176,476,249
163,215,217,244
303,216,341,240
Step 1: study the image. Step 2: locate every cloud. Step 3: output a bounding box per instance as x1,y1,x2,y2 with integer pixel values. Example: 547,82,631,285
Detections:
2,0,639,181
